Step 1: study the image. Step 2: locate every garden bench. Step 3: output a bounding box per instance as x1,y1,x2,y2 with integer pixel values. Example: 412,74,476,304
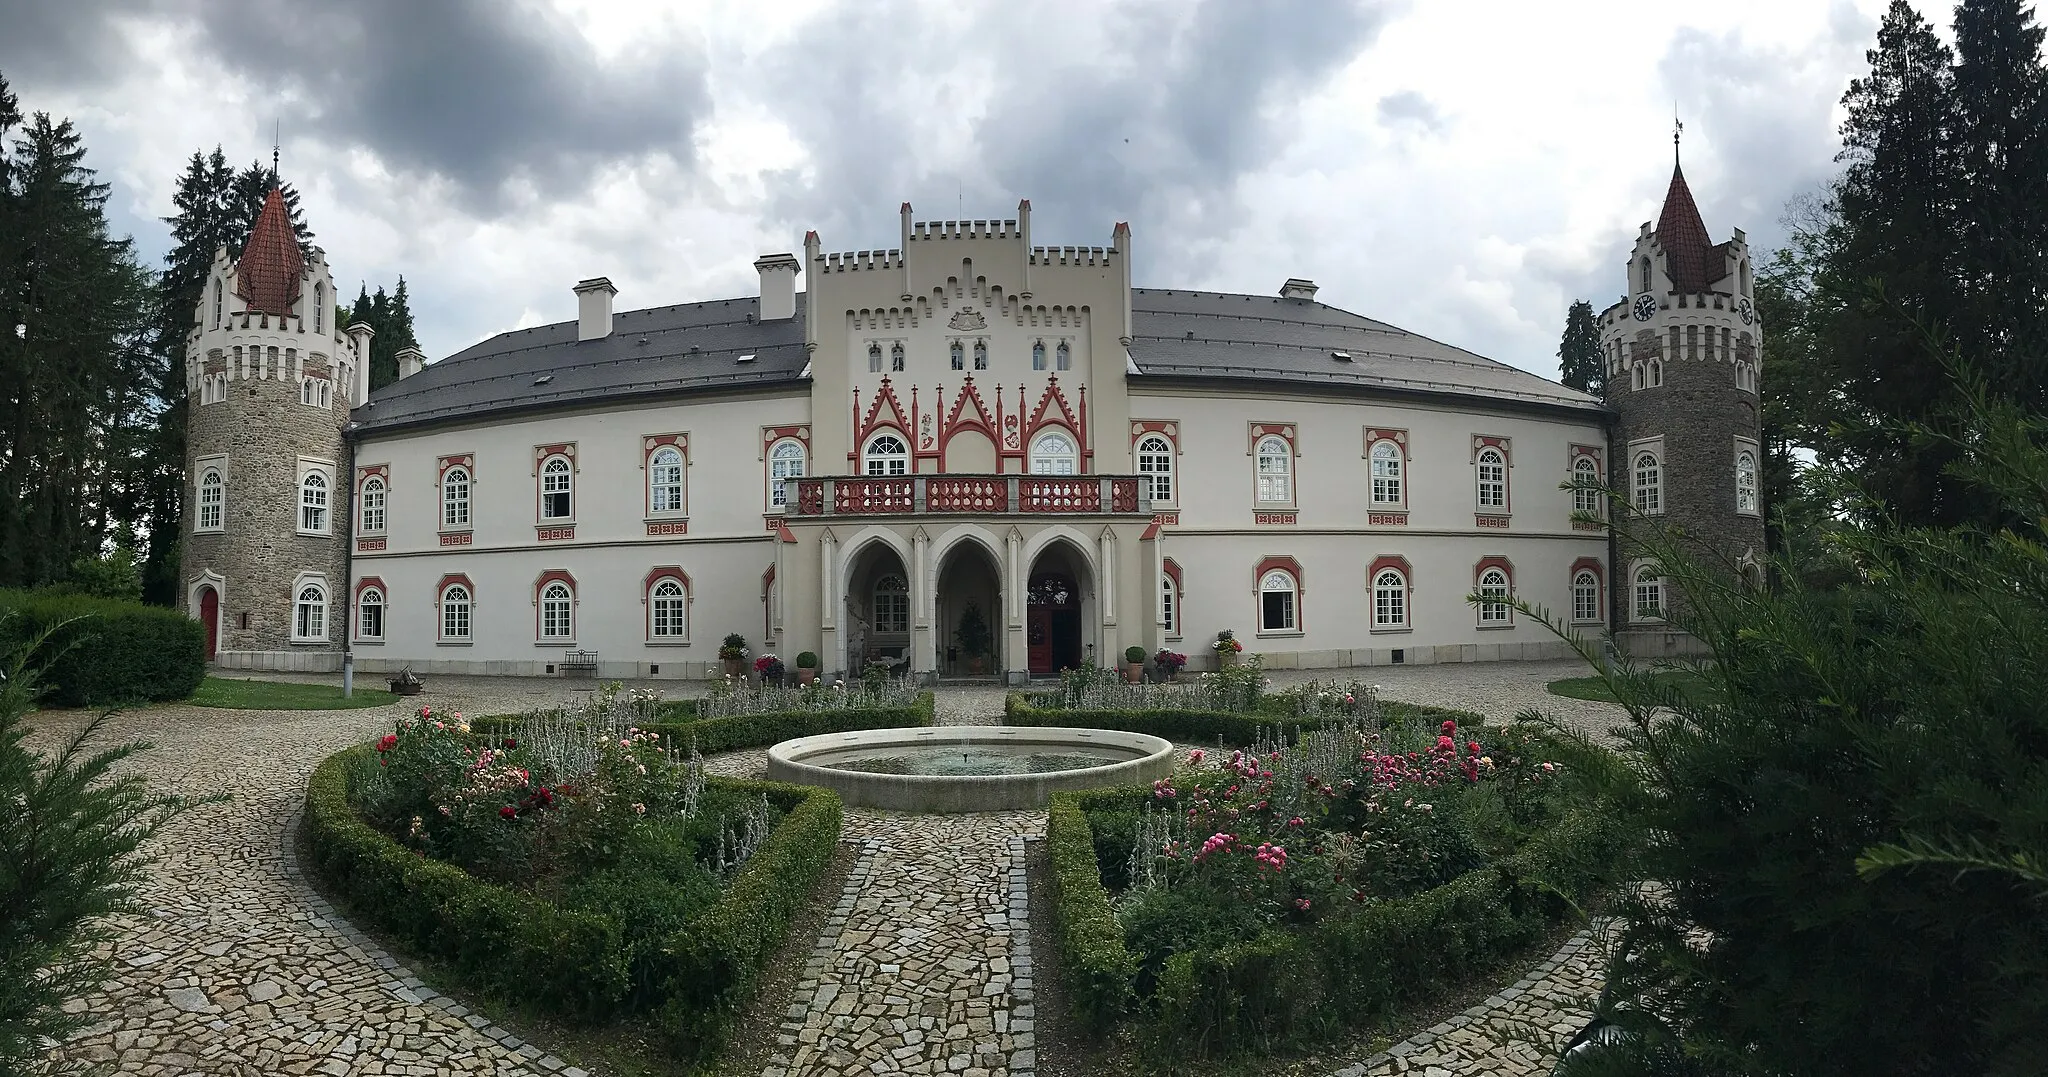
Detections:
560,649,599,677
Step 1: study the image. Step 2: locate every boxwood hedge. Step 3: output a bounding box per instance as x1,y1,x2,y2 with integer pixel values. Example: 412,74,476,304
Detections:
473,691,936,754
0,589,206,706
1005,692,1486,745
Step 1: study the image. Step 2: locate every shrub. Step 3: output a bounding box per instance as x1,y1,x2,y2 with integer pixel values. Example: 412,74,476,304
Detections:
718,633,748,661
1046,793,1135,1032
0,590,205,706
1006,690,1483,748
796,651,819,669
475,691,935,755
1124,646,1147,664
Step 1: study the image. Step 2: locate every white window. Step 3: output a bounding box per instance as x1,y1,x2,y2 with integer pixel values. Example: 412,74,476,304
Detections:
1259,569,1298,633
863,432,909,476
1031,430,1079,475
539,581,574,640
1370,440,1403,505
973,340,988,370
300,378,322,407
442,466,471,528
540,456,572,520
314,282,323,333
358,476,386,534
1736,449,1759,515
212,279,222,329
1373,569,1407,628
1633,565,1664,621
294,583,327,641
440,583,472,639
1137,434,1174,504
1475,448,1507,510
950,341,965,370
1032,341,1046,370
1572,570,1601,623
1477,567,1512,625
873,574,909,633
196,466,224,532
890,342,905,372
299,471,329,533
868,343,883,373
1056,341,1071,371
649,446,684,514
650,577,688,639
768,439,806,509
1255,435,1292,503
1160,572,1179,636
357,586,385,641
1573,456,1602,516
1633,452,1662,515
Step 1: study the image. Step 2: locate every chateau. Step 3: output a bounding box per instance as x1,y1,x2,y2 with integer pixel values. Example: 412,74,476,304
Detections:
180,159,1763,683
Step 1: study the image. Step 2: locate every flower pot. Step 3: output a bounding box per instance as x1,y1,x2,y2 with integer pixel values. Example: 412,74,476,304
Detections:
967,655,987,675
797,667,817,685
1216,649,1238,668
1124,662,1144,683
721,658,747,678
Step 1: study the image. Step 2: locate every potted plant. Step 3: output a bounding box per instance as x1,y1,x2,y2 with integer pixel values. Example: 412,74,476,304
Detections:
1214,629,1244,667
1153,648,1188,682
1123,645,1147,683
387,666,424,696
719,633,749,678
753,653,785,687
954,601,993,675
795,651,820,685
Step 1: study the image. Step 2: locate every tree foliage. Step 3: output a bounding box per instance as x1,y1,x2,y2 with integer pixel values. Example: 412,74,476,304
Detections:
1558,299,1604,396
352,277,419,392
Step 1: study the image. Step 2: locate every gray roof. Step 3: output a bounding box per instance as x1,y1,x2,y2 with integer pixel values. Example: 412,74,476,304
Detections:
351,287,1599,436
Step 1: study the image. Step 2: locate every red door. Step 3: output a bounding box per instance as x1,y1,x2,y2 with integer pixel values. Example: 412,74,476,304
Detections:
198,587,219,659
1028,606,1052,675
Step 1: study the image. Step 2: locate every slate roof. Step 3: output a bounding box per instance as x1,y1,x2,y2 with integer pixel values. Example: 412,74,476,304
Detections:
350,286,1600,436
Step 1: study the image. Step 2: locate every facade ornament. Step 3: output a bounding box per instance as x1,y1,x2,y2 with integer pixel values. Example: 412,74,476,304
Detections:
947,307,988,331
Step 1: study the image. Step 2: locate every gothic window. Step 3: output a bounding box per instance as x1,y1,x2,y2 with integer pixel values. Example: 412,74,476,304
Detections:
358,475,386,533
539,580,574,640
950,341,965,371
1032,341,1047,370
314,282,324,333
1633,564,1664,621
1056,341,1071,371
196,466,224,532
1633,451,1663,515
1639,257,1652,293
1259,569,1298,633
1649,360,1662,387
649,576,689,639
1374,569,1407,628
299,470,329,533
1572,456,1602,516
1255,435,1292,503
1370,439,1404,506
442,466,471,528
767,439,806,509
890,342,905,372
357,585,385,641
539,456,573,520
863,432,909,475
868,343,882,373
973,340,988,370
873,574,909,633
294,582,328,641
1030,430,1079,475
1631,363,1644,391
649,446,685,514
440,583,472,640
1736,449,1759,515
1572,569,1601,624
1137,434,1174,504
211,279,223,329
1475,447,1507,510
1477,566,1512,625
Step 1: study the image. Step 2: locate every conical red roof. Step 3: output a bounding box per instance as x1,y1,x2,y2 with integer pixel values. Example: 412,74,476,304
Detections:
237,187,304,316
1655,163,1716,295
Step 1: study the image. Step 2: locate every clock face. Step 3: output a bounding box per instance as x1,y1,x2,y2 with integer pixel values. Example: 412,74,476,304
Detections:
1632,294,1657,322
1737,297,1755,325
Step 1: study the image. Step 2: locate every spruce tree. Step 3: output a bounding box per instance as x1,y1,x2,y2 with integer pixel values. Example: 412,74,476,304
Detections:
1556,299,1603,395
353,278,420,392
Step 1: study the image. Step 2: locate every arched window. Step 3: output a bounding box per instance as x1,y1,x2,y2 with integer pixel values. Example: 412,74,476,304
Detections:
1572,456,1602,516
314,282,324,333
1736,449,1759,514
1161,571,1180,636
1572,569,1601,623
868,343,882,373
1649,360,1662,387
768,439,806,509
1740,259,1752,297
649,446,685,514
1030,430,1079,475
357,585,385,641
1633,452,1662,514
950,341,965,370
442,466,471,528
1373,569,1407,628
540,456,572,520
1475,448,1507,510
863,432,909,475
211,279,223,329
890,342,905,372
358,475,386,533
539,581,574,640
873,573,909,633
1631,363,1644,391
294,582,327,640
1255,435,1292,503
1477,567,1512,625
1259,569,1298,633
197,467,224,532
440,583,472,639
649,576,689,639
300,471,329,533
1137,434,1174,503
1633,565,1664,621
1370,440,1403,506
1639,257,1652,293
1032,341,1047,370
1056,341,1071,370
973,340,988,370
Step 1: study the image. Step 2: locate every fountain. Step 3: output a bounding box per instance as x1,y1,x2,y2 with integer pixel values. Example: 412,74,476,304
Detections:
766,725,1175,812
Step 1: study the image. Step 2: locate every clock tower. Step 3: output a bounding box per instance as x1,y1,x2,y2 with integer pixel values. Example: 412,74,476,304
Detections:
1597,138,1765,656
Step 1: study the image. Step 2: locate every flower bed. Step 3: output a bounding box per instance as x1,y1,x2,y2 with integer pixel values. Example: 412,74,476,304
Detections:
1044,707,1621,1060
303,704,843,1062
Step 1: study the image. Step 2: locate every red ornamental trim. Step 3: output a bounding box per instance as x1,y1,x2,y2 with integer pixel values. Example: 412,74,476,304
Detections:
437,454,473,478
1470,434,1512,463
1475,555,1516,586
439,531,472,546
760,425,809,455
1570,556,1605,583
1568,442,1603,470
1162,557,1183,588
1475,514,1511,529
1130,419,1179,447
1254,511,1297,525
647,520,689,536
1368,554,1412,580
1248,423,1298,454
1362,427,1408,452
764,516,784,531
356,537,387,552
533,569,577,600
436,573,475,598
644,432,688,456
1573,519,1607,532
1256,555,1305,586
1368,512,1409,526
642,566,690,596
537,526,575,542
354,576,387,602
532,443,577,474
357,463,390,483
1152,511,1180,526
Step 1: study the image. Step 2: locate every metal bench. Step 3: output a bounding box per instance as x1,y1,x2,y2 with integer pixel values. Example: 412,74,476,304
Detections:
560,649,599,677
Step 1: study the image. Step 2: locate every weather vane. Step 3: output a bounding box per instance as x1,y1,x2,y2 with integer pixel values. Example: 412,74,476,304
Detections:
1673,105,1684,162
271,119,281,184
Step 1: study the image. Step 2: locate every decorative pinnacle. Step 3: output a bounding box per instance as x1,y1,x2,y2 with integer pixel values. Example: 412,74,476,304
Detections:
1673,106,1683,165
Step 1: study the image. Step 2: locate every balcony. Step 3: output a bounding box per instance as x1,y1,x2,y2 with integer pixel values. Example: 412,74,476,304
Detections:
786,474,1149,518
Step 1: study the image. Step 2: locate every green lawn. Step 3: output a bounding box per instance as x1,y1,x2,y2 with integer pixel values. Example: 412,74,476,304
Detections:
1546,670,1710,703
189,676,399,710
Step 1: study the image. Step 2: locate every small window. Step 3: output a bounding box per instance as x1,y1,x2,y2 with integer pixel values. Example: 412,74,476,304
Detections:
768,439,806,509
863,432,909,475
1056,341,1071,371
1572,456,1602,516
440,584,472,639
1477,567,1511,625
650,577,688,639
540,581,574,640
868,343,883,373
1650,360,1662,387
1572,570,1601,623
1475,447,1507,510
357,586,385,641
1032,341,1046,370
1634,565,1664,621
1256,435,1292,503
212,279,223,329
1633,452,1662,514
1639,257,1652,293
1137,434,1174,503
294,582,327,641
197,467,224,531
873,574,909,633
1259,569,1298,633
890,342,905,372
359,476,386,533
540,456,572,520
973,340,988,370
300,471,329,533
650,446,685,514
950,341,965,371
1736,449,1759,514
442,466,471,529
1631,363,1644,391
1030,430,1079,475
1373,569,1406,628
314,282,324,333
1161,572,1180,636
1370,440,1403,506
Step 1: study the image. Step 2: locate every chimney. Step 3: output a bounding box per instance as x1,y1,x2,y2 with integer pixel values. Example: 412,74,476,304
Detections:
1279,278,1319,302
396,346,427,380
754,254,800,322
574,277,616,340
345,321,375,399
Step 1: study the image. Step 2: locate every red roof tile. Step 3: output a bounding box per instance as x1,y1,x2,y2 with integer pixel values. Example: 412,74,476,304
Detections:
1655,163,1716,294
237,187,304,316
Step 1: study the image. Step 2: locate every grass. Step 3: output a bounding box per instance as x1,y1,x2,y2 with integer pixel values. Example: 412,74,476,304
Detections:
189,675,399,710
1546,670,1710,703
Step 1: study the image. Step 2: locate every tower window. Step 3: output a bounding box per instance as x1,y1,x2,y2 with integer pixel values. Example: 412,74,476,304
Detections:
196,465,225,532
212,280,223,329
1633,565,1665,621
314,282,324,333
299,470,329,534
1056,341,1071,371
1633,451,1663,515
1736,448,1759,515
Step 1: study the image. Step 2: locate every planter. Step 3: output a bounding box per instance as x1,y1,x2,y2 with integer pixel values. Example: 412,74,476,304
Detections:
1215,649,1238,668
797,668,818,686
967,655,987,676
721,658,748,678
1124,662,1144,683
389,681,422,697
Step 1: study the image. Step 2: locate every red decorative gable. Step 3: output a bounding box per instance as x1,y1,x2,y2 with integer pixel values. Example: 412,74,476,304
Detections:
237,188,304,316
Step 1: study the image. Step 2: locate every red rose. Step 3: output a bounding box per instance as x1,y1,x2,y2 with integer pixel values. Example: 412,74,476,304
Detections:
1436,735,1455,751
1468,741,1481,755
377,734,398,752
1441,720,1456,733
499,805,516,820
502,737,517,750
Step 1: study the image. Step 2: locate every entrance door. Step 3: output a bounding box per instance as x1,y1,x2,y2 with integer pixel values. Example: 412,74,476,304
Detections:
197,586,219,659
1027,573,1082,676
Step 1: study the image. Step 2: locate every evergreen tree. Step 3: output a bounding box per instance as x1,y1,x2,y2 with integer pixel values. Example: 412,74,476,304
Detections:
1556,299,1603,395
353,277,420,391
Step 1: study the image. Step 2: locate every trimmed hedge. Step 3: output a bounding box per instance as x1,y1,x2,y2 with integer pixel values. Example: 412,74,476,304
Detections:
302,745,842,1060
1006,692,1486,746
0,589,205,706
474,692,936,754
1045,785,1624,1055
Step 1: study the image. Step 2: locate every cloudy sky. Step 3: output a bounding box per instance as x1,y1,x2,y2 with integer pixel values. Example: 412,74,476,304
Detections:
0,0,1905,379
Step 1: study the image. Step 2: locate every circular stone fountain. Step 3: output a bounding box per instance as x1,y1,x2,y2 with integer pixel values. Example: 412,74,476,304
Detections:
766,726,1176,812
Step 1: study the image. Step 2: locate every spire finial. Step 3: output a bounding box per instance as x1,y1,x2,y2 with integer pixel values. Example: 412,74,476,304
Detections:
271,119,280,186
1673,105,1683,166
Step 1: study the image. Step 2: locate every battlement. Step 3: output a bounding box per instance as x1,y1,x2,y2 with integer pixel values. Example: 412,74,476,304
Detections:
819,249,907,273
1029,246,1114,267
909,219,1022,241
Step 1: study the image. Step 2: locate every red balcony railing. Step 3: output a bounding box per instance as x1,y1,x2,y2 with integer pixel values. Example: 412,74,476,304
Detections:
783,474,1149,518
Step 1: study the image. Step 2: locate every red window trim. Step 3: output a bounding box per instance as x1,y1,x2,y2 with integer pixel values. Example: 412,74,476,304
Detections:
435,573,476,642
1368,554,1413,628
1474,555,1516,627
353,576,386,641
1364,428,1410,510
533,569,577,642
1472,435,1513,515
437,455,474,535
1248,422,1299,510
1569,556,1605,623
642,566,691,641
1254,554,1304,634
761,425,809,512
1161,556,1183,637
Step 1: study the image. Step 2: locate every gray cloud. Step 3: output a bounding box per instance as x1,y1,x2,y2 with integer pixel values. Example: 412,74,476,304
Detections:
1376,90,1442,132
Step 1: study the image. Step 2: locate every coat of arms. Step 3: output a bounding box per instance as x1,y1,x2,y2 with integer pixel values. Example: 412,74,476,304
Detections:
947,307,988,331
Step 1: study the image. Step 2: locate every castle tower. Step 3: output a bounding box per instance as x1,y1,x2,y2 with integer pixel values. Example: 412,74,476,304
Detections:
1599,143,1765,656
180,184,369,670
